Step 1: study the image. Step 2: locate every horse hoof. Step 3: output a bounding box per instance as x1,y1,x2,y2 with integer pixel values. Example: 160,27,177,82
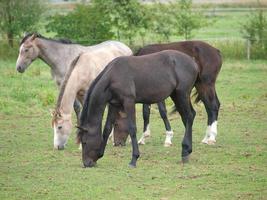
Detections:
201,139,209,144
182,155,190,163
138,140,145,145
164,142,172,147
128,163,136,168
207,140,216,145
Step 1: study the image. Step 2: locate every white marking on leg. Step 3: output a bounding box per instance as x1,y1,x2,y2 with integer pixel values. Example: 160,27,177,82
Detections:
164,130,174,147
108,128,114,145
138,125,151,145
78,143,82,150
202,125,211,144
208,121,217,145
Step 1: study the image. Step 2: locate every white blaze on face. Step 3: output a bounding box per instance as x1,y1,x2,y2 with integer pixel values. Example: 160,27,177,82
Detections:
53,123,68,149
16,44,24,67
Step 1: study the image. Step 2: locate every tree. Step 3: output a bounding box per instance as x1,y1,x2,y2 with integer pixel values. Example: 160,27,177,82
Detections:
172,0,206,40
0,0,44,47
149,2,175,42
46,4,113,45
92,0,148,45
241,8,267,48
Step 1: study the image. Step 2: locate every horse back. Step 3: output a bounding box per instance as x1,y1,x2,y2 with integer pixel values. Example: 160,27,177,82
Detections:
135,41,222,83
108,50,198,103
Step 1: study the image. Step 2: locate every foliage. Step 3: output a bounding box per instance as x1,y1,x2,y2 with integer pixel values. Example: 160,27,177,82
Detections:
0,0,45,47
46,4,113,45
171,0,207,39
148,2,175,42
91,0,148,45
241,6,267,54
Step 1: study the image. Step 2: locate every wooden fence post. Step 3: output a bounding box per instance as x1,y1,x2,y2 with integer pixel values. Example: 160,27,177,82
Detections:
246,39,251,60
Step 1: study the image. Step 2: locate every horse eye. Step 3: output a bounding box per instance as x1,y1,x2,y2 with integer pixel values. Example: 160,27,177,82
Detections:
25,49,29,52
58,126,62,130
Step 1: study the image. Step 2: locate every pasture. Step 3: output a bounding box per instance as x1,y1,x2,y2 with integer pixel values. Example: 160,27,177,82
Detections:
0,58,266,199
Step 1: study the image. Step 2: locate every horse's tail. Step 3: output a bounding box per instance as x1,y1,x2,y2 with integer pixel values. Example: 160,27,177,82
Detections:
193,86,202,104
191,45,222,104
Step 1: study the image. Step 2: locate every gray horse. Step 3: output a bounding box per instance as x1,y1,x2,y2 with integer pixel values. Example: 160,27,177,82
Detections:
16,33,96,120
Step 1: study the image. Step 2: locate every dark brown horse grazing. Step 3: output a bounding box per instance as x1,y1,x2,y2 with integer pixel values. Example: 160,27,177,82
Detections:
77,50,199,168
113,40,222,146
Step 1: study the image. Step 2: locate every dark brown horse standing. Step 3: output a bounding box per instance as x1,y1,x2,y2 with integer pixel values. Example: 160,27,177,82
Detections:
113,40,222,146
77,50,199,168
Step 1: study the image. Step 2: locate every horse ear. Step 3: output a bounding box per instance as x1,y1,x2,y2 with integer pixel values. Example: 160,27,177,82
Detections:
50,109,55,117
29,33,37,41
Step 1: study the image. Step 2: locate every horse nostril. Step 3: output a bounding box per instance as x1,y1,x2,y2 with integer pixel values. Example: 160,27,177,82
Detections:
17,66,23,73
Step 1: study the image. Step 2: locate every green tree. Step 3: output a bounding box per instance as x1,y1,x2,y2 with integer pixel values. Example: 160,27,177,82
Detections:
172,0,206,40
241,8,267,48
92,0,147,45
46,4,113,45
149,2,175,42
0,0,44,47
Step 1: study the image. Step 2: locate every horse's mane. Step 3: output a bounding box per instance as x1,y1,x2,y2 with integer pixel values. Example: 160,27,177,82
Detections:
20,32,74,46
56,55,81,109
51,55,81,125
79,60,115,125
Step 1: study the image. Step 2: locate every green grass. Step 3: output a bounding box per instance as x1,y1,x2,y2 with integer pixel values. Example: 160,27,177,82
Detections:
0,59,266,200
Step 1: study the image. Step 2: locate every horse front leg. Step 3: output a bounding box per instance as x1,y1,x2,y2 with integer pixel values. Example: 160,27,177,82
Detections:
73,98,81,123
171,91,195,163
138,104,151,145
99,104,117,158
157,101,174,147
124,99,139,168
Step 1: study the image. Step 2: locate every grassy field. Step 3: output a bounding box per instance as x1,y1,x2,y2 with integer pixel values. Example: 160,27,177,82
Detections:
0,58,266,199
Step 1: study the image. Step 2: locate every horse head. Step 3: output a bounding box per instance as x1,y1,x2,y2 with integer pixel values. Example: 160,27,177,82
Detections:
51,109,72,150
16,33,40,73
76,125,103,167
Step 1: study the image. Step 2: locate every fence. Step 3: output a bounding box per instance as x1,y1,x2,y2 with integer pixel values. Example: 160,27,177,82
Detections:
0,37,265,60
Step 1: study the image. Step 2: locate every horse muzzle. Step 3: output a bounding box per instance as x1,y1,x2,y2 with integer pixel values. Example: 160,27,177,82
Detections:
16,65,25,73
83,159,96,168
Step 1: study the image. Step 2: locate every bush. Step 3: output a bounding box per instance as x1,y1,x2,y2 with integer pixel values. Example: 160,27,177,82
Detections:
46,4,113,45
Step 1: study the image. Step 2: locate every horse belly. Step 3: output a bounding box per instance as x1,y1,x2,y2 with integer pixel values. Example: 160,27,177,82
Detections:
135,81,175,104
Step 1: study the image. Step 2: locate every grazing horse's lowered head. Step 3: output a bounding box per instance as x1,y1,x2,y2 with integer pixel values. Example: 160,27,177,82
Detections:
51,109,72,150
16,33,40,73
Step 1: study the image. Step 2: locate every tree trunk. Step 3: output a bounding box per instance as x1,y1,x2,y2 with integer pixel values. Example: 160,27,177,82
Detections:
7,31,13,48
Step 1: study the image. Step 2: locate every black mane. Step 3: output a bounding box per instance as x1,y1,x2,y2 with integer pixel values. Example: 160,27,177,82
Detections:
20,32,73,46
79,61,114,126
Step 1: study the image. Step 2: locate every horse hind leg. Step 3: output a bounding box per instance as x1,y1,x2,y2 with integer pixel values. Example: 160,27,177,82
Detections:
197,84,220,145
170,90,196,163
157,101,174,147
138,104,151,145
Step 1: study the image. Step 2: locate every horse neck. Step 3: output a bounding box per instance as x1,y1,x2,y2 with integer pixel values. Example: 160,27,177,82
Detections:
58,73,80,117
81,79,110,131
36,38,88,78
